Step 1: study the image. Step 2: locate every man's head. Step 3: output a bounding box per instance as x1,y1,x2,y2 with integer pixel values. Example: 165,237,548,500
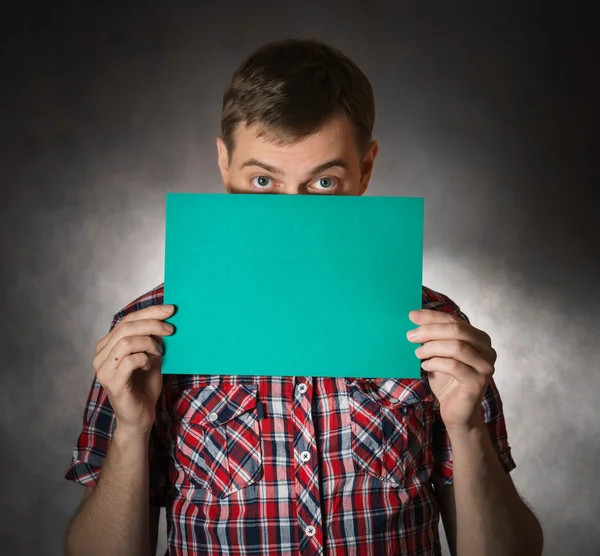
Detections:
217,38,378,196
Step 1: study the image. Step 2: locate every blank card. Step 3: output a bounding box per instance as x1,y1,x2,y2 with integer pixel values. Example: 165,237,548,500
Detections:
162,193,423,378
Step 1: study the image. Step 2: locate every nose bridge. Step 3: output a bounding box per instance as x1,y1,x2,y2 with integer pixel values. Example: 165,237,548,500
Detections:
278,181,305,195
275,163,309,194
280,188,302,195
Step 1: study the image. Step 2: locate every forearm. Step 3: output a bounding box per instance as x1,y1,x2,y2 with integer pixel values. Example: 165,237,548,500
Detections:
449,421,543,556
66,426,151,556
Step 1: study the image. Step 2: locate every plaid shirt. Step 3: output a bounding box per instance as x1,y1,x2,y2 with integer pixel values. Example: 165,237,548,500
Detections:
66,283,515,555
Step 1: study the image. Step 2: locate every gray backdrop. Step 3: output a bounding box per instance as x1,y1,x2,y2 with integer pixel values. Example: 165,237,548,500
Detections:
1,2,598,555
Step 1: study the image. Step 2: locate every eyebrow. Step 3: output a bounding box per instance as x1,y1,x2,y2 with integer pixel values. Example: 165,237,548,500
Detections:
239,158,348,176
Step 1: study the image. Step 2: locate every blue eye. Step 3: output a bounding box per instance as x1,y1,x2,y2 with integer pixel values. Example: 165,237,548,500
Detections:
312,177,337,191
251,176,274,189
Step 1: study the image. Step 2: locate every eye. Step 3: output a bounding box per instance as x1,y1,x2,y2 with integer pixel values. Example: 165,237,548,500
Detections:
251,176,275,191
310,177,339,192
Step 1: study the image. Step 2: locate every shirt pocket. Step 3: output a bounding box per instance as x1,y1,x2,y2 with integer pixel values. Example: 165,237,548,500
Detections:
346,377,434,487
173,382,264,498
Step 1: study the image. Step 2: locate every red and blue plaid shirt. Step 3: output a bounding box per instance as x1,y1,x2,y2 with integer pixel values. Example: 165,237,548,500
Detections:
65,283,515,555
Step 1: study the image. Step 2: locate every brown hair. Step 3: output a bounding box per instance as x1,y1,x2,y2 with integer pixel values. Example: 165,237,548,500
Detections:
221,38,375,157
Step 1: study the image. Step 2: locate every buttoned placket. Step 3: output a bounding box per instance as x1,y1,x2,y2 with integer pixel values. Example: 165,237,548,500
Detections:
292,377,323,555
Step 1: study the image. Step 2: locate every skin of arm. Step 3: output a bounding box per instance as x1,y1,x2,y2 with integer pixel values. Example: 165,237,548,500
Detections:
409,308,543,555
435,426,543,556
66,304,174,556
65,427,159,556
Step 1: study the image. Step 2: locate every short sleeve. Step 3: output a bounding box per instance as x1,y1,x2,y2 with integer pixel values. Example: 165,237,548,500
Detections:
422,286,516,484
64,289,170,506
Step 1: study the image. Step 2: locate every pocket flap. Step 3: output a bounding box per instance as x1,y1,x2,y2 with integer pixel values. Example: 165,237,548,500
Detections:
347,377,433,407
175,383,258,427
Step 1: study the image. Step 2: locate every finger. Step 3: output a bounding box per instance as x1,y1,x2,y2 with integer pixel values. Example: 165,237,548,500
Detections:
409,308,462,322
407,320,492,349
97,352,150,392
416,340,495,376
421,357,488,394
96,304,174,353
112,353,161,394
140,357,155,371
95,319,173,369
409,309,479,332
96,337,159,384
94,333,164,373
96,304,175,352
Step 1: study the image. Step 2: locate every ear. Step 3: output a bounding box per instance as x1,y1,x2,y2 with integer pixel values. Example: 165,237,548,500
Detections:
216,137,232,192
358,139,378,196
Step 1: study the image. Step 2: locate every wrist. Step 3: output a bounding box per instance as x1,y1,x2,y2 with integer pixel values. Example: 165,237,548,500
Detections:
113,423,152,449
445,414,487,442
98,423,151,498
445,418,497,472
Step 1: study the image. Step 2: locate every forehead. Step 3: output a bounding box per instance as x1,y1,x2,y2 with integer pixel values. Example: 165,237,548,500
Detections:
230,114,360,165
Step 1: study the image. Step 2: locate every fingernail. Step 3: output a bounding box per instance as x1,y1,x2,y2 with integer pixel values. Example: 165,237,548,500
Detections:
160,304,174,312
407,329,419,340
163,322,174,332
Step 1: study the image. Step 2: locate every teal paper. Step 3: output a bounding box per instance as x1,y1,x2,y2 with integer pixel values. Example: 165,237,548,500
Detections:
162,194,423,378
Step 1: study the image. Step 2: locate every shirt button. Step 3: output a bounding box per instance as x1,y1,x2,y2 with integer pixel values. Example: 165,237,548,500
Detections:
297,383,308,394
305,525,316,537
207,412,219,422
389,397,399,404
300,451,311,462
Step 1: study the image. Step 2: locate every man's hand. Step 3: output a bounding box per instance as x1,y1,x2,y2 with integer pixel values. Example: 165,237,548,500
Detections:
407,309,496,431
93,304,175,436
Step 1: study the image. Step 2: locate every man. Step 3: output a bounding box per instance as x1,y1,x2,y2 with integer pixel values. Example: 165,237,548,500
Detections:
65,38,543,556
